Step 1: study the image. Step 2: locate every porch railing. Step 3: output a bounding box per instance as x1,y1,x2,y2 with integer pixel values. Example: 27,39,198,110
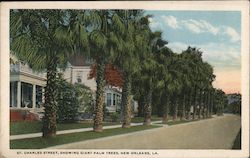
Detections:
10,64,46,79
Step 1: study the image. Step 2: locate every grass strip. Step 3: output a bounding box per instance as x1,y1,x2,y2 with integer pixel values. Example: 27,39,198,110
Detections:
131,116,162,123
10,125,160,149
10,122,118,135
232,128,241,149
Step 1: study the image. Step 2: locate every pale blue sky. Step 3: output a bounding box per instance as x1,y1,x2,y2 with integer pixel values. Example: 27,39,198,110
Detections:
145,11,241,70
144,11,241,93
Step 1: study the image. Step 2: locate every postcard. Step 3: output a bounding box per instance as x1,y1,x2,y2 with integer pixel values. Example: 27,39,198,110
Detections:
0,1,249,158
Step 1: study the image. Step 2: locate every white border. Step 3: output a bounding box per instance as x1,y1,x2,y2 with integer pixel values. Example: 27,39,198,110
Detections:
1,1,249,158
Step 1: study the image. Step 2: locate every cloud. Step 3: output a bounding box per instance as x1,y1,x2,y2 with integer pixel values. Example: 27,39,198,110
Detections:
167,42,241,69
181,19,219,35
148,17,161,29
223,26,240,42
167,42,189,53
199,20,219,35
160,16,219,35
161,15,180,29
150,15,240,43
182,20,202,33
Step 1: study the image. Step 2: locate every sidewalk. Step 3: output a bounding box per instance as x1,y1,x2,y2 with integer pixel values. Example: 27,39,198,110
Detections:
10,120,163,140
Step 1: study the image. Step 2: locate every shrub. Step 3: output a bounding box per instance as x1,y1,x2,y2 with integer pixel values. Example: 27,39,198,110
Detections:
56,77,79,123
110,112,119,122
74,83,94,113
55,75,94,123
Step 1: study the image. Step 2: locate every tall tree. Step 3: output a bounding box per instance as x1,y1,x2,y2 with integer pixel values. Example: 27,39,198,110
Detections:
110,10,150,128
88,10,115,132
142,31,167,125
10,10,89,137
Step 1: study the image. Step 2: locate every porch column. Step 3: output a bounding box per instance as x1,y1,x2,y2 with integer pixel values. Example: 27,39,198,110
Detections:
17,81,21,108
111,92,113,106
32,84,36,109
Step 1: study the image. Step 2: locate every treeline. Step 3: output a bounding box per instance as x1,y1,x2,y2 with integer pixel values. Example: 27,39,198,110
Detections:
132,46,227,122
10,9,227,138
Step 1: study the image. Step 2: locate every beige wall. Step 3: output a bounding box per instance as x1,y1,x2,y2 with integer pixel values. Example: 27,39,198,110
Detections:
64,65,96,91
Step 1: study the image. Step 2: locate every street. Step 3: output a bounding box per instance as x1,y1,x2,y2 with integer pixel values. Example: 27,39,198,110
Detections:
49,114,241,149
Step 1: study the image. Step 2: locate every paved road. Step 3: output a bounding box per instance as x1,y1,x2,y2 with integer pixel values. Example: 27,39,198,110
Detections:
49,114,241,149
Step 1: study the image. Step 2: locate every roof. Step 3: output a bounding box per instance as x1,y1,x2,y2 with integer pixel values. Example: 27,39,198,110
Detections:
68,53,94,66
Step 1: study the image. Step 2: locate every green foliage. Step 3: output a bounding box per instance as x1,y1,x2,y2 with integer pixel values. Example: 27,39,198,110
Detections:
110,112,119,122
10,9,92,136
214,89,227,115
55,76,79,123
10,9,226,130
74,84,94,113
226,93,241,114
55,76,94,123
232,128,241,149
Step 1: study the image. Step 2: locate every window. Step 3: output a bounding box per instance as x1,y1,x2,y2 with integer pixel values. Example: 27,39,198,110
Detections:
77,77,82,83
113,94,116,106
21,82,33,108
76,71,83,83
107,93,111,107
36,86,43,108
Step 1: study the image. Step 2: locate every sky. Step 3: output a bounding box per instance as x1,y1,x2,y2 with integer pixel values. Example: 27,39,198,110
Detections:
145,11,241,94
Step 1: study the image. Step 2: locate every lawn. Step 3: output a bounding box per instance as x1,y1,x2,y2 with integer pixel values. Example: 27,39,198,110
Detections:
10,121,118,135
11,116,162,135
232,128,241,149
10,125,160,149
131,115,162,123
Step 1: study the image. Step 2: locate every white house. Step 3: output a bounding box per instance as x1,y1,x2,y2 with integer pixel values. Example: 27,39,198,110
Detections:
10,55,46,115
63,54,123,113
9,54,130,119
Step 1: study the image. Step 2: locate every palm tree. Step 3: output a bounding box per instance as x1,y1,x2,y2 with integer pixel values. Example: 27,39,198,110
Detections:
183,47,204,120
109,10,151,128
214,89,227,116
155,47,182,122
142,31,168,125
88,10,116,132
10,10,89,137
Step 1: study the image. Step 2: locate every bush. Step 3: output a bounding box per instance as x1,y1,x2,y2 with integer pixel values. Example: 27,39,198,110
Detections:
74,83,94,113
55,75,94,123
110,112,119,122
56,77,79,123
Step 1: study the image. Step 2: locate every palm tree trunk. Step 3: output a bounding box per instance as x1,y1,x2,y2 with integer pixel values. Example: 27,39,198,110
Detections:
42,61,57,138
206,91,210,118
173,95,178,121
143,87,152,125
93,61,105,132
162,92,169,124
186,89,192,120
209,92,213,117
122,75,132,128
193,86,197,120
198,89,202,119
201,91,205,119
180,94,186,121
137,95,144,117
